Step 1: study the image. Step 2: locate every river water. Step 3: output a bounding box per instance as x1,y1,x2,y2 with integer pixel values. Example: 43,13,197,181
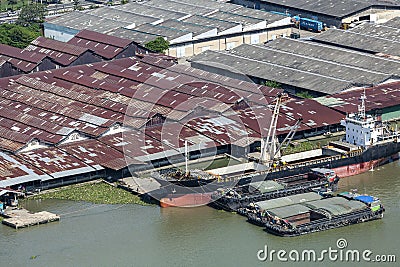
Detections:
1,161,399,267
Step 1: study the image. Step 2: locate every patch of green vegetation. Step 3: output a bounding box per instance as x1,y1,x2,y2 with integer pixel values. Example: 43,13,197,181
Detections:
0,23,40,48
282,141,316,155
296,91,314,99
145,37,169,53
282,134,344,155
204,157,240,170
262,80,282,88
31,182,149,205
1,0,29,12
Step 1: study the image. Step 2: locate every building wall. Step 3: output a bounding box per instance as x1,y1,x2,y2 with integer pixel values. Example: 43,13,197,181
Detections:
44,19,292,58
43,23,80,42
168,26,291,58
0,62,21,78
193,39,220,54
114,43,143,59
37,58,57,72
69,51,102,67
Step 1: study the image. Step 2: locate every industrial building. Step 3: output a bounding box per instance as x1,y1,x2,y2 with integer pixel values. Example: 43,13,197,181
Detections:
189,35,400,95
0,44,55,77
43,0,293,58
0,55,344,190
0,30,149,78
231,0,400,27
313,20,400,59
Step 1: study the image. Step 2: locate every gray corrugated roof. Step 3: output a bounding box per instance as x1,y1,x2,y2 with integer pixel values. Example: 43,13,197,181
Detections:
230,44,392,85
265,38,400,77
142,0,216,15
383,16,400,29
115,2,187,20
48,11,129,33
259,0,390,18
190,49,354,94
173,0,243,12
350,23,400,42
110,28,160,45
133,24,191,40
206,10,264,25
88,7,159,25
183,15,241,31
157,19,215,36
312,28,400,57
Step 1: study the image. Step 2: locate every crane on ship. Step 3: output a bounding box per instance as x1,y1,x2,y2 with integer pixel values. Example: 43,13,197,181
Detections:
259,93,302,166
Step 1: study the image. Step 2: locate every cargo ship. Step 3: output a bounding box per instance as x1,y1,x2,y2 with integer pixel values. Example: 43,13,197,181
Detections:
152,92,400,207
240,191,384,237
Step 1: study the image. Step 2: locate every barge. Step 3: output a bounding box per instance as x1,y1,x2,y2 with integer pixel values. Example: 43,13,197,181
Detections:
210,168,338,212
242,191,384,236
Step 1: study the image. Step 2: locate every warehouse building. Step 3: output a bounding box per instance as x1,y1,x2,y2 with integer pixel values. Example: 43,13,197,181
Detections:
231,0,400,27
43,0,293,58
312,18,400,60
0,30,149,78
25,37,102,68
0,44,55,77
189,37,400,95
0,55,344,190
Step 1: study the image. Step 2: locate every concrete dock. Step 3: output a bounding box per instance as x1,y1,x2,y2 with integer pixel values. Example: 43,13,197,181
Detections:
2,208,60,229
119,177,161,194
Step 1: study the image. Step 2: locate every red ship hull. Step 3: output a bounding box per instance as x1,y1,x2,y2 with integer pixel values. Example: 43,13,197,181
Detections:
160,153,399,208
160,193,213,208
333,154,398,178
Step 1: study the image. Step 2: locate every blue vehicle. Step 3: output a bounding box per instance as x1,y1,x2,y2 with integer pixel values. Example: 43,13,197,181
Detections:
292,16,323,32
300,17,323,32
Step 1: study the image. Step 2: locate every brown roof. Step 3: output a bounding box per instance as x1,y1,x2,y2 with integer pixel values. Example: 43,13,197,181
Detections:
74,29,132,48
0,44,48,72
68,30,133,59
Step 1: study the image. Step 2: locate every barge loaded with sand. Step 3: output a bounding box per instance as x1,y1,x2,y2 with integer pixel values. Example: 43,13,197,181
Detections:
239,191,384,237
209,168,339,212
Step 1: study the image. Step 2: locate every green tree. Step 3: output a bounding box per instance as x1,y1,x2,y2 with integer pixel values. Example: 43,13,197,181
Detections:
17,3,46,26
0,23,41,48
296,91,314,99
145,37,169,53
262,80,282,88
7,0,18,10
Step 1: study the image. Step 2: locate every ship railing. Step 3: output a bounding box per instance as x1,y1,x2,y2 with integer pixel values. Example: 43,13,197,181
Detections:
377,133,400,142
224,155,345,183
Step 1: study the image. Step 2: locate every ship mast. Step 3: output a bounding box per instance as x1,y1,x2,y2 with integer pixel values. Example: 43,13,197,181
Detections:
184,140,189,176
358,89,366,119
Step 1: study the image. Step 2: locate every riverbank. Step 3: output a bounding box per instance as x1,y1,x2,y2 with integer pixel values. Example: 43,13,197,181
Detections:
28,181,149,205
